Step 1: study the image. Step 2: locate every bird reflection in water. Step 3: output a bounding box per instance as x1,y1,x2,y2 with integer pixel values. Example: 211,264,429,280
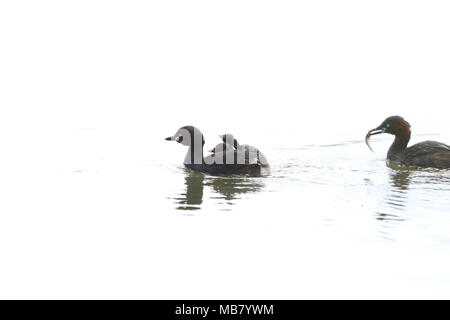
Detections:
375,167,411,222
204,176,264,208
173,170,264,211
173,172,204,210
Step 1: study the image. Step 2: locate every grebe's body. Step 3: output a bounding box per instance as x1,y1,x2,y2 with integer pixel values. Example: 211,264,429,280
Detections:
366,116,450,169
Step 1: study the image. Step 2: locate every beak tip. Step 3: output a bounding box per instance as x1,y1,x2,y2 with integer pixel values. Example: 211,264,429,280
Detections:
165,137,172,141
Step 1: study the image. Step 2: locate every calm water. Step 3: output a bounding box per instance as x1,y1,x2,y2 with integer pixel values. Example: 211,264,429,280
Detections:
165,131,450,243
0,121,449,299
158,125,450,298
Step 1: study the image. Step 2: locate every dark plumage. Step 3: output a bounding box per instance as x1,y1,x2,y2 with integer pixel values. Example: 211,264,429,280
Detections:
366,116,450,169
165,126,269,176
220,133,270,168
208,143,233,154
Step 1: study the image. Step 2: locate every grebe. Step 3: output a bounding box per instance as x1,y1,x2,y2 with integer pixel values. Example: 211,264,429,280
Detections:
220,133,270,168
366,116,450,169
208,143,233,154
165,126,268,175
207,143,234,165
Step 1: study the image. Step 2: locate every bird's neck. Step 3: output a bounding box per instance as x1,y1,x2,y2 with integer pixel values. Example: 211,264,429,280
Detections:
388,130,411,161
184,145,204,165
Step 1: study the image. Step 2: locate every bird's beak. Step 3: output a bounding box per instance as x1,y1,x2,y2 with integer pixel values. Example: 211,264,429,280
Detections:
365,126,385,152
165,136,174,141
208,148,215,153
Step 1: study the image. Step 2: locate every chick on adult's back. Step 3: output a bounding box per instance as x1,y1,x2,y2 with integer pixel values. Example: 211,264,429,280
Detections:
165,126,269,175
220,133,270,168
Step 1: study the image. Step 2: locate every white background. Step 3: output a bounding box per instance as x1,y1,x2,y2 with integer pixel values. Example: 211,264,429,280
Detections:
1,1,450,299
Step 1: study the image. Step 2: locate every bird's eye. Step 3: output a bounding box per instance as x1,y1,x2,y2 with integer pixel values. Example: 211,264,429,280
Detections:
176,136,183,143
386,124,391,128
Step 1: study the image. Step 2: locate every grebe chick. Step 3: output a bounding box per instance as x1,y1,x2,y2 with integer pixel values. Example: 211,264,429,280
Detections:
208,143,233,154
220,133,270,168
366,116,450,169
207,143,235,167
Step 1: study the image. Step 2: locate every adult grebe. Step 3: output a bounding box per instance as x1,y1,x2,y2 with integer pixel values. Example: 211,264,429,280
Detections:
165,126,268,175
366,116,450,169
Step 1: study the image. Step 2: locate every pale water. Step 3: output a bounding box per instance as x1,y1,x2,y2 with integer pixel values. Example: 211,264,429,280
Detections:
3,123,449,299
148,126,450,299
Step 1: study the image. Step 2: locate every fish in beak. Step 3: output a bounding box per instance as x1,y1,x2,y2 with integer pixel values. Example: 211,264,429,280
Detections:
365,126,385,152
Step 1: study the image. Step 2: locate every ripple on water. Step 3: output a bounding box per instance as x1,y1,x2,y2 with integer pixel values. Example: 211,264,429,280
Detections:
165,138,450,243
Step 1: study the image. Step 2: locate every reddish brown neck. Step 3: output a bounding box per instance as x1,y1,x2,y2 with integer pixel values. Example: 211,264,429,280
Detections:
387,129,411,161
